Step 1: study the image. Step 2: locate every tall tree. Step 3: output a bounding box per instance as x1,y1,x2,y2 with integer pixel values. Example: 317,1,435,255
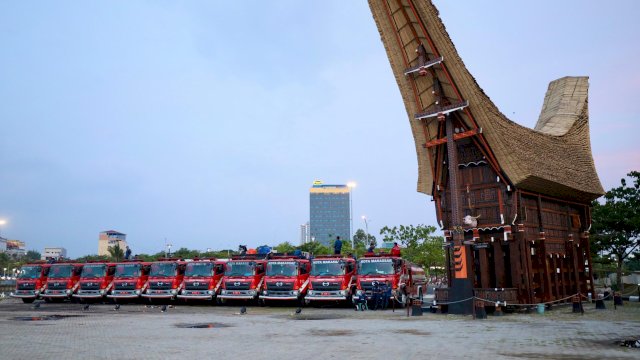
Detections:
25,250,41,262
298,241,331,256
379,224,445,272
108,243,124,262
353,229,377,248
591,171,640,292
274,242,296,254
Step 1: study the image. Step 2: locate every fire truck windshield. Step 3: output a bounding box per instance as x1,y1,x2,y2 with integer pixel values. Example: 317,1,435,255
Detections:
310,261,344,276
18,266,41,279
185,262,213,277
81,264,106,278
49,265,73,278
225,262,254,277
266,262,297,277
150,263,176,277
358,260,394,275
115,264,140,278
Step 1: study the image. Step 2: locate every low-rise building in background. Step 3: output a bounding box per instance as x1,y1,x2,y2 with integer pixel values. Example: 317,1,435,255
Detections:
41,247,67,261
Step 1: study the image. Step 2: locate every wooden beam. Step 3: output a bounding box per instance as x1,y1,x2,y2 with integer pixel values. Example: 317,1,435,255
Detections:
423,128,481,148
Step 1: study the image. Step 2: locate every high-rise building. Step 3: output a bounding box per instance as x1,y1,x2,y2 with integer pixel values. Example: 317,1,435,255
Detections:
309,181,351,247
98,230,128,256
299,222,310,245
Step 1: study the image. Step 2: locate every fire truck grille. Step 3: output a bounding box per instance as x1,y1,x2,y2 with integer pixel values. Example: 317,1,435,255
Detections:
48,282,67,290
17,283,36,290
225,281,250,290
266,282,294,291
185,282,209,290
80,282,100,290
149,281,172,290
115,282,136,290
311,281,340,291
360,281,378,291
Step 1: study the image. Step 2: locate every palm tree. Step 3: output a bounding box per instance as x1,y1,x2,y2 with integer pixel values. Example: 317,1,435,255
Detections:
108,243,124,262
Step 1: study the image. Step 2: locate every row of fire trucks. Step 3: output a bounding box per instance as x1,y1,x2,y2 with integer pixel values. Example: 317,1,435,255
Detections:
10,253,427,306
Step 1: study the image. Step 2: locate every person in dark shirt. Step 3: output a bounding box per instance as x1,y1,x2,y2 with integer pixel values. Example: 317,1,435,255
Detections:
124,246,132,260
366,243,375,254
333,236,343,255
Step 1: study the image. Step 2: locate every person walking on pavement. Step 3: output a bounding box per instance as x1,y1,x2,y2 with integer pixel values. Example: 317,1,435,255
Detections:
333,236,343,255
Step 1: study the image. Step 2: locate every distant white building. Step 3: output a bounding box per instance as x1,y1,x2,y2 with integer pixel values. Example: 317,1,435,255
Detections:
300,222,310,245
0,237,6,252
42,247,67,260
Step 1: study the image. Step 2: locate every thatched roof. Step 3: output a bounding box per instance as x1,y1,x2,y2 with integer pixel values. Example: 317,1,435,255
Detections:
368,0,603,202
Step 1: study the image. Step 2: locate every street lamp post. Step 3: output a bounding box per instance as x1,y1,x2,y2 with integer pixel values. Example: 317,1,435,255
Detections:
347,182,357,248
0,219,6,238
166,243,172,257
361,215,369,245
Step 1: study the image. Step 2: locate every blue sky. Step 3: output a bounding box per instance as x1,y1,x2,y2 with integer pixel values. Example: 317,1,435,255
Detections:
1,1,638,258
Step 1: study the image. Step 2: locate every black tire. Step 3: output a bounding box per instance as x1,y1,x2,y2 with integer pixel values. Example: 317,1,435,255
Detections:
22,298,35,304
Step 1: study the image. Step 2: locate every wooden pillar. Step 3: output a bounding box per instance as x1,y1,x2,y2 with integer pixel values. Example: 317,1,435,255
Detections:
478,247,490,288
493,239,506,288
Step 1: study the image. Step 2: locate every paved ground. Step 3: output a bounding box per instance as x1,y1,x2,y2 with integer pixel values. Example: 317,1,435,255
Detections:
1,298,639,359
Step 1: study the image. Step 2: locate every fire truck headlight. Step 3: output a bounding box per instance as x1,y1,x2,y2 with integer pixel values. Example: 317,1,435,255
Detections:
66,290,72,295
308,290,314,295
357,290,364,296
208,290,214,295
292,290,299,296
100,290,106,295
263,291,268,295
136,290,141,295
171,289,178,295
247,290,255,296
339,290,346,296
221,290,227,295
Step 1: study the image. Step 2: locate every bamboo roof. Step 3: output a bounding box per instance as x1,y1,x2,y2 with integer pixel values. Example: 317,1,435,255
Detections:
369,0,604,203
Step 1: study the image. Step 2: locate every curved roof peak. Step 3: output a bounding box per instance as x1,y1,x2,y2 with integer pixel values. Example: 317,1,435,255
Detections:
535,76,589,136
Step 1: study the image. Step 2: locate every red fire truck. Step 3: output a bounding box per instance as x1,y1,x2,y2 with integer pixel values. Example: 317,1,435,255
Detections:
141,259,186,300
354,253,427,306
73,262,117,301
11,262,51,303
305,255,357,304
41,262,84,301
177,258,226,301
217,256,266,302
259,256,310,304
107,261,151,301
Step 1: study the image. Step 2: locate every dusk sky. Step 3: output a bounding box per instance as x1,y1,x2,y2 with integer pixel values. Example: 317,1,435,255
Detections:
1,1,638,258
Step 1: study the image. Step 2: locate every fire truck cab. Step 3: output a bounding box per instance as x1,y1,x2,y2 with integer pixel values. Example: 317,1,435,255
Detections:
218,255,267,302
41,262,84,301
73,262,117,300
107,261,151,301
178,258,226,301
305,256,357,304
259,255,310,303
11,262,51,303
141,259,186,300
355,253,427,306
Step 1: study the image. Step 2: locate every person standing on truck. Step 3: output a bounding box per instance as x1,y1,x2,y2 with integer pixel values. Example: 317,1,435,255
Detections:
125,246,132,260
333,236,342,255
366,243,375,254
390,242,401,257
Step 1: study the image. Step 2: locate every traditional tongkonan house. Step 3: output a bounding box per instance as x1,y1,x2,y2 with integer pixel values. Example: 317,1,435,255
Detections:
368,0,604,314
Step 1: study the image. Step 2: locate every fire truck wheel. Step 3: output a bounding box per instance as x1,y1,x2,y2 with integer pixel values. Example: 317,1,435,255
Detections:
22,298,35,304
